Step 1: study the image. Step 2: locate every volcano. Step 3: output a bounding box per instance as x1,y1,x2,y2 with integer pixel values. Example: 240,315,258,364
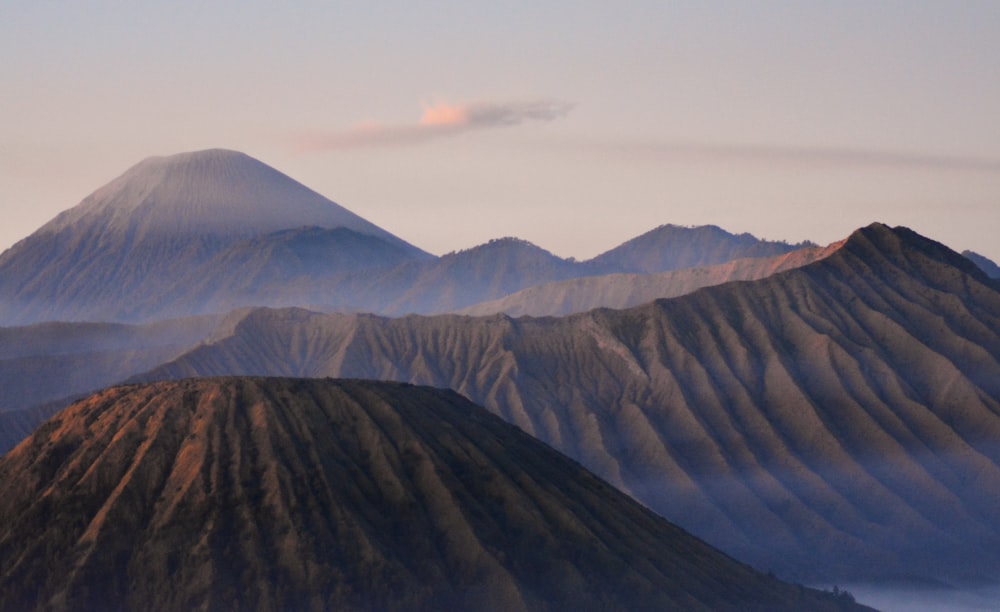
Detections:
0,377,862,611
0,149,428,324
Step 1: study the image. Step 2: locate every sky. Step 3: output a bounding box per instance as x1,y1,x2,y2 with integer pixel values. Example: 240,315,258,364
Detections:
2,1,1000,262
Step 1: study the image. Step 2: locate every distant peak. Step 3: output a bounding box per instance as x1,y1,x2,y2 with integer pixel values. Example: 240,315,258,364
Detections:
962,250,1000,279
844,222,907,243
31,149,424,254
447,237,551,257
485,236,540,248
841,222,987,279
124,148,264,178
138,148,248,163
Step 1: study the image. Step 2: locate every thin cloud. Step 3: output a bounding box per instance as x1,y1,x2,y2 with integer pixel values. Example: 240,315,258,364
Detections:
607,140,1000,174
297,99,574,151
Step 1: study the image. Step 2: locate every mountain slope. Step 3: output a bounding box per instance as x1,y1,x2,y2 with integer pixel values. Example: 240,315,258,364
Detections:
588,223,813,273
963,250,1000,278
138,224,1000,584
0,149,428,324
0,377,861,612
0,316,222,416
459,241,842,317
358,238,611,315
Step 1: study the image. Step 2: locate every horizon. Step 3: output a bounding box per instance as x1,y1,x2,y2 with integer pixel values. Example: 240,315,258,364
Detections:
3,3,999,262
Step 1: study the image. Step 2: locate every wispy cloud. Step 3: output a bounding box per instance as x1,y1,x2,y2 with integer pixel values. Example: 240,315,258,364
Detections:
296,99,574,151
605,140,1000,174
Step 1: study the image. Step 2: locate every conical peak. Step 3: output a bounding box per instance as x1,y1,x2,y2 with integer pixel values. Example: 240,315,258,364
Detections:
38,149,412,246
134,147,251,166
121,149,283,192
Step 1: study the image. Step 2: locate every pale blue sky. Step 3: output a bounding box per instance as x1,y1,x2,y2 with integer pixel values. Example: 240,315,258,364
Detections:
3,1,999,260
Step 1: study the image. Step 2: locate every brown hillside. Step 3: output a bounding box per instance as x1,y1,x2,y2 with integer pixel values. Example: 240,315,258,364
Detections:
0,378,862,612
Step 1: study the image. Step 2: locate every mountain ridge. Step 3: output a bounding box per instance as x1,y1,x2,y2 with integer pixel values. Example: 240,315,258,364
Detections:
0,149,847,325
129,223,1000,584
458,240,844,317
589,223,815,273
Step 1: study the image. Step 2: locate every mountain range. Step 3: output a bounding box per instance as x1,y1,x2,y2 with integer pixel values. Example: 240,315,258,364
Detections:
111,222,1000,586
0,149,822,325
2,148,999,608
0,377,865,611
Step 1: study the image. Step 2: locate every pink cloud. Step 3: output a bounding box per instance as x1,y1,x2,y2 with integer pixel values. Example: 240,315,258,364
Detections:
295,99,573,151
419,102,469,127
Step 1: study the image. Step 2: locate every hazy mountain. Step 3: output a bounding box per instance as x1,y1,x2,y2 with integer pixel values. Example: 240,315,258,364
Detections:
0,315,221,415
459,241,842,317
140,226,425,316
589,223,814,273
0,402,64,459
135,224,1000,585
1,150,838,326
0,149,428,324
353,238,611,315
963,250,1000,278
0,377,863,612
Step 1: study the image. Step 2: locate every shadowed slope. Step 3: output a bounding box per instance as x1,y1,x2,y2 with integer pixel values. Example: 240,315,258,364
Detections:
0,378,862,612
140,224,1000,584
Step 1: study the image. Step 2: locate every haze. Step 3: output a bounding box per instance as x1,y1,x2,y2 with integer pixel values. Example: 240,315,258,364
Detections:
3,2,999,261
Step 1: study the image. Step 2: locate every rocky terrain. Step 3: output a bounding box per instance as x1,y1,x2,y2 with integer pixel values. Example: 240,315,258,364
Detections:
132,224,1000,584
0,377,864,611
2,148,998,606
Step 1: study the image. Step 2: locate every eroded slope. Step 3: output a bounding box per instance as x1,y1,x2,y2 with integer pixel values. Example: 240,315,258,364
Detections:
0,378,860,612
141,224,1000,584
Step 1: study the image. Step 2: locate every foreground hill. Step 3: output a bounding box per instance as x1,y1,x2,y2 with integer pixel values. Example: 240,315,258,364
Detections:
137,224,1000,585
0,377,861,612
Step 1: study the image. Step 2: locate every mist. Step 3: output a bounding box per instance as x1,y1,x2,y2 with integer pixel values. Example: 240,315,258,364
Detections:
846,583,1000,612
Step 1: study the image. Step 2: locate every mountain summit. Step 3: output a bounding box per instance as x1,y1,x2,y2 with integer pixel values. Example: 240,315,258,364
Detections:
0,149,427,324
35,149,404,241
